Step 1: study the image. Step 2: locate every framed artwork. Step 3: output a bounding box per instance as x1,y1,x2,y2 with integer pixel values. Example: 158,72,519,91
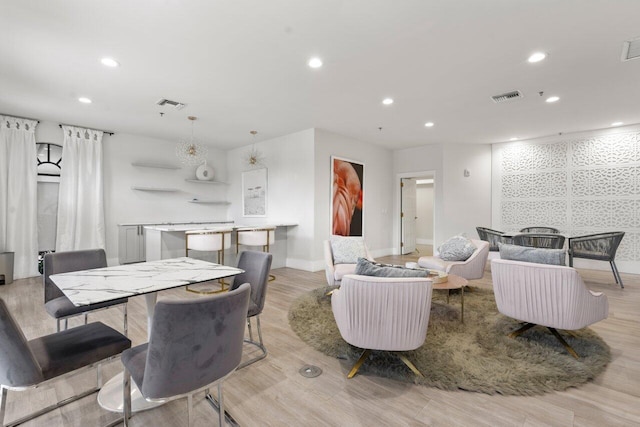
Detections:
242,168,268,217
331,156,364,236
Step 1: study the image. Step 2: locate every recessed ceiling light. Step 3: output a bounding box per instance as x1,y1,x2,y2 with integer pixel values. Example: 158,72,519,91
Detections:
545,96,560,103
611,121,623,127
510,137,518,141
528,52,547,63
382,98,394,105
308,57,323,68
101,57,120,67
424,122,434,127
78,97,92,104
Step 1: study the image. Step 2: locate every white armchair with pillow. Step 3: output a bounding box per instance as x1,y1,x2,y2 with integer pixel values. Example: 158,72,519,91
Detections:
331,274,433,378
491,258,608,358
324,237,374,286
417,237,489,280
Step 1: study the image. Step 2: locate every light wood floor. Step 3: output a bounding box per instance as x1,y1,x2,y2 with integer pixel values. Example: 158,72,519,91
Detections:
1,253,639,427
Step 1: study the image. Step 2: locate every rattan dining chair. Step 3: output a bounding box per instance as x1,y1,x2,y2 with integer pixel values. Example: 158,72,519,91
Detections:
568,232,625,288
512,233,565,249
520,226,560,234
475,227,504,252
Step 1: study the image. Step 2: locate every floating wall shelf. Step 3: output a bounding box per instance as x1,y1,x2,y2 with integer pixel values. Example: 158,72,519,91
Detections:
188,200,231,205
131,186,179,192
131,162,180,170
185,179,229,185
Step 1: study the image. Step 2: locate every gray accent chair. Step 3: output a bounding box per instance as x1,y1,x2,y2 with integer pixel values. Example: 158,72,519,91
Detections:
512,233,565,249
122,283,251,427
230,250,273,369
44,249,128,334
0,298,131,427
568,232,625,288
476,226,504,252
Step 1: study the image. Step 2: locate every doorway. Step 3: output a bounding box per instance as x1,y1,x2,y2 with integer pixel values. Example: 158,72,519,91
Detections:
400,173,435,255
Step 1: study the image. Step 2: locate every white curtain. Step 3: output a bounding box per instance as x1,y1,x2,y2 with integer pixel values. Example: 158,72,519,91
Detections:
56,126,105,251
0,115,39,278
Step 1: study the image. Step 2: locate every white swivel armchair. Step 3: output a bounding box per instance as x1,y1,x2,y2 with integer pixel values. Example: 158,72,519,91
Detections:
418,239,490,280
324,240,374,286
331,274,433,378
491,258,609,358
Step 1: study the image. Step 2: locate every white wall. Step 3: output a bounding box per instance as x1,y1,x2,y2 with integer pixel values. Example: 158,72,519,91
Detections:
34,120,229,265
441,143,492,241
226,129,316,269
314,129,394,265
393,143,492,250
416,183,433,244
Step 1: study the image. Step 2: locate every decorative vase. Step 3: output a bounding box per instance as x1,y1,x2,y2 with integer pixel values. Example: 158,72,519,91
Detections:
196,161,214,181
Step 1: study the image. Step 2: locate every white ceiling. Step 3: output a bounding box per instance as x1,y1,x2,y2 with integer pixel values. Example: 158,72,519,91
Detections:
1,0,639,150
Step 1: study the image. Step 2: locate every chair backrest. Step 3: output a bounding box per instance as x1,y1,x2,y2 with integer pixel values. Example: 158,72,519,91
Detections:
512,233,565,249
520,226,560,234
476,227,503,251
236,227,276,246
43,249,107,303
568,232,624,261
446,239,490,280
185,229,232,252
231,250,272,317
141,283,250,399
331,275,433,351
491,259,608,330
0,299,44,387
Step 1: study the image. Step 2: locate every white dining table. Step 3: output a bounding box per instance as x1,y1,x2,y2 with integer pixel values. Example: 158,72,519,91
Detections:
50,257,243,414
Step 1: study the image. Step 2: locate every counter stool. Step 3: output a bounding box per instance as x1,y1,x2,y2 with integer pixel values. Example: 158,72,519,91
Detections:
185,228,233,294
0,252,14,285
236,226,276,281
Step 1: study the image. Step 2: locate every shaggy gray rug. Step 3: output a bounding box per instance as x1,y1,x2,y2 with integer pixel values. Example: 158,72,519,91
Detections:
288,286,611,395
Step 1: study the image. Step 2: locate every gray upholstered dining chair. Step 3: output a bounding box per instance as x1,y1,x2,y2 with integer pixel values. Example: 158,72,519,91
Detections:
476,226,504,252
568,232,625,288
520,226,560,234
44,249,128,334
122,283,250,427
230,250,273,368
512,233,565,249
0,298,131,427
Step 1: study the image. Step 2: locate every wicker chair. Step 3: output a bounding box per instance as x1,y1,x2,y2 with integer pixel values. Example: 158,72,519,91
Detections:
568,232,625,288
512,233,565,249
520,227,560,234
476,227,504,252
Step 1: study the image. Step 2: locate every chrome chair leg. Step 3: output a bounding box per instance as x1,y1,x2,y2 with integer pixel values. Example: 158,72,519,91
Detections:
123,369,131,427
187,394,194,427
1,387,7,427
123,303,128,336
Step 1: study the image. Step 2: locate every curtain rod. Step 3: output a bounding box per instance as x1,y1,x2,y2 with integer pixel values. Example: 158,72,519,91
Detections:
59,123,114,136
0,113,40,123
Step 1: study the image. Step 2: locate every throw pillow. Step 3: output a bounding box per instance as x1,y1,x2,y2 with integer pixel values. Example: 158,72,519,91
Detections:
330,236,367,264
438,235,477,261
355,258,428,278
499,243,566,266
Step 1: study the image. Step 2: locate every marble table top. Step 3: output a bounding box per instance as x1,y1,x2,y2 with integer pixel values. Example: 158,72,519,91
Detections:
50,257,243,306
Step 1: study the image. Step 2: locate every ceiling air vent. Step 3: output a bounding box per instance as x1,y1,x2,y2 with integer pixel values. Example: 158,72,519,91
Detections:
491,90,523,103
621,37,640,61
155,98,186,110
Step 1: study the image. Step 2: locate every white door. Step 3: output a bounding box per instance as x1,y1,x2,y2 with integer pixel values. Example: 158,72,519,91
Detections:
401,178,417,254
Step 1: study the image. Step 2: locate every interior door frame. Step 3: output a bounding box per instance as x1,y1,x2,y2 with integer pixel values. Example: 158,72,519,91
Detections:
395,170,437,255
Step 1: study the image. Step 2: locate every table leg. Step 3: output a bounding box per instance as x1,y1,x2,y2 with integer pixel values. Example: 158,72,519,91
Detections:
461,285,464,323
98,292,165,413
